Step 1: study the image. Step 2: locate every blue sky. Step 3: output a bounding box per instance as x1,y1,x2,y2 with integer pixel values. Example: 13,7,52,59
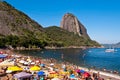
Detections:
5,0,120,44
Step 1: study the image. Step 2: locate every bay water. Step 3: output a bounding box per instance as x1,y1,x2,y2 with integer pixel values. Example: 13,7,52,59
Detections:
16,48,120,73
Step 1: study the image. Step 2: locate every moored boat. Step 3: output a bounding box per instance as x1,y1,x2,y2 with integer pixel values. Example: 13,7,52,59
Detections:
105,48,115,52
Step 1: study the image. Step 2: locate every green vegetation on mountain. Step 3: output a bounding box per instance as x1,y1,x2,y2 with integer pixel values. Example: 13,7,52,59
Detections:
0,26,100,48
0,1,101,49
44,26,100,47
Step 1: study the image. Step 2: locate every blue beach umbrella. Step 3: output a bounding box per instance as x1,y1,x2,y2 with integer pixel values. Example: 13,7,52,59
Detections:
70,74,75,79
40,64,45,67
37,71,45,76
80,70,85,73
0,54,6,58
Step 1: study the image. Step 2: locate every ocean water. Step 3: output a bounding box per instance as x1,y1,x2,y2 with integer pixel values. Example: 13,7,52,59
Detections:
16,48,120,73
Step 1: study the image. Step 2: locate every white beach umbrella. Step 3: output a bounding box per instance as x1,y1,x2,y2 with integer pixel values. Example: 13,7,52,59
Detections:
19,60,25,64
50,63,54,66
6,70,12,73
24,61,29,65
31,62,35,65
36,60,39,63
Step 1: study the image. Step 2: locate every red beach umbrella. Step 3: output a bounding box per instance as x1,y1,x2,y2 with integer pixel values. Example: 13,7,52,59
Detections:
0,51,3,54
49,71,56,74
76,69,80,73
83,72,90,78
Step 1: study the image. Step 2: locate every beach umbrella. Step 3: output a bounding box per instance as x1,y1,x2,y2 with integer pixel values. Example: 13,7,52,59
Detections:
0,51,3,54
80,70,85,73
31,62,35,65
83,72,90,78
60,71,69,75
19,60,25,64
24,61,29,65
69,74,76,79
36,60,40,63
49,71,56,74
37,71,45,76
30,66,41,71
7,66,23,72
76,69,80,73
40,63,45,67
0,54,6,58
6,70,12,73
14,72,32,79
50,63,54,66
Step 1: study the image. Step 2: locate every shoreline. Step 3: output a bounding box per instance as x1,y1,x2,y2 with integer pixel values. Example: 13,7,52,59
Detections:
44,46,103,49
77,66,120,80
6,45,103,51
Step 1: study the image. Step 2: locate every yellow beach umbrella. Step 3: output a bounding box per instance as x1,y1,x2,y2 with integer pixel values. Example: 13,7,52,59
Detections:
30,66,41,71
60,71,69,75
7,66,23,71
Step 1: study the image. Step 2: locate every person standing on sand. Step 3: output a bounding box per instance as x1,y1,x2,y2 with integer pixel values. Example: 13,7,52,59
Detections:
61,53,64,59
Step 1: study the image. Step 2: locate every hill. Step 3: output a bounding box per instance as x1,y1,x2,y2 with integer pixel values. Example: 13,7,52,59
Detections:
44,26,100,47
0,1,43,36
101,43,120,48
101,44,114,48
0,1,46,48
113,42,120,48
0,1,101,49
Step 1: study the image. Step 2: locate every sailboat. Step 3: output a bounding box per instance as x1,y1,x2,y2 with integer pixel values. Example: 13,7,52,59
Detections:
105,45,115,52
105,48,115,52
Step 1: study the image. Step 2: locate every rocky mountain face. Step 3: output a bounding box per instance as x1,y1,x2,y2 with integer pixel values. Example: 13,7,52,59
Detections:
0,1,43,36
60,13,90,39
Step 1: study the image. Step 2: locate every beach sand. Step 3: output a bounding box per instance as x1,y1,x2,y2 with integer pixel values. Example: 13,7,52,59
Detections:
78,66,120,80
0,49,120,80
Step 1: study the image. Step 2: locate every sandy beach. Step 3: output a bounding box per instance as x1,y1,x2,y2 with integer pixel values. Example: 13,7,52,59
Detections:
78,66,120,80
0,49,120,80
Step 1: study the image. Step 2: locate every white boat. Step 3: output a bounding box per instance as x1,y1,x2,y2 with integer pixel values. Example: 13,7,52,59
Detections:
105,48,115,52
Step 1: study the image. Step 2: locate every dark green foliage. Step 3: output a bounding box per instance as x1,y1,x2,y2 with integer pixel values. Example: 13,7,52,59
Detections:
0,35,47,49
0,26,100,49
5,35,19,48
0,38,6,48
